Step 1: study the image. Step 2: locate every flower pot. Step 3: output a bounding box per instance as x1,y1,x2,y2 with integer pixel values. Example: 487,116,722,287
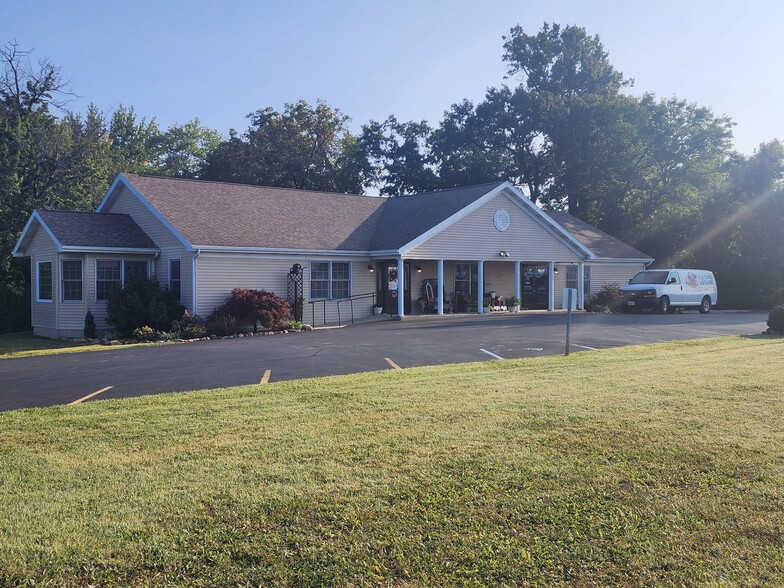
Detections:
511,305,520,312
373,306,383,316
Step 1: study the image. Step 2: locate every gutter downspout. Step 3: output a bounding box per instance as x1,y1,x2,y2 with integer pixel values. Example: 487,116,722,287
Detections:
192,248,201,313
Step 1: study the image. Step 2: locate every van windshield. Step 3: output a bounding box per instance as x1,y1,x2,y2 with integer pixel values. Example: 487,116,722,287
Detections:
629,270,670,285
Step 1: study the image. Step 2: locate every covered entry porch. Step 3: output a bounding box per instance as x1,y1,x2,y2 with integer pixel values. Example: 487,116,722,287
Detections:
375,257,587,317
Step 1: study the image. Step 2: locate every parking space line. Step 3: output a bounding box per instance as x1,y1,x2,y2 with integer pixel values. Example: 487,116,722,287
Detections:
479,348,504,360
627,334,668,342
260,369,271,384
68,386,113,406
568,343,598,351
384,357,402,370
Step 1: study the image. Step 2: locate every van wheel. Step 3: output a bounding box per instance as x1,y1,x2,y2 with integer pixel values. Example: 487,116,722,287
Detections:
699,296,711,314
658,296,670,314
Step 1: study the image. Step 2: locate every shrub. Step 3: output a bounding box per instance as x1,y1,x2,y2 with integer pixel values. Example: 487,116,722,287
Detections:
133,325,157,342
211,288,291,331
107,274,185,337
84,310,96,338
173,310,207,339
768,305,784,334
586,283,624,313
286,319,304,331
207,314,240,337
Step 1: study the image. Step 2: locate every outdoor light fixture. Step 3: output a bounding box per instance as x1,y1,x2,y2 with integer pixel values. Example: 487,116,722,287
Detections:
368,265,375,273
554,266,559,274
415,265,423,273
499,251,509,258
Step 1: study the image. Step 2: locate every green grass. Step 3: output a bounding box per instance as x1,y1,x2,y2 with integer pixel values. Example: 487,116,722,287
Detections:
0,331,167,359
1,336,783,586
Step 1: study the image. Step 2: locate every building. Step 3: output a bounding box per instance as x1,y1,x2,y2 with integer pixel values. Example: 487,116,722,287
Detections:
12,174,652,338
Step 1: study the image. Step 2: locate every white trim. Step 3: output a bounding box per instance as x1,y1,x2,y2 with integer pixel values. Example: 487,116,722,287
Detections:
97,174,193,251
61,246,160,255
60,258,84,304
13,211,64,257
192,249,200,312
590,257,654,264
195,245,378,257
36,260,54,303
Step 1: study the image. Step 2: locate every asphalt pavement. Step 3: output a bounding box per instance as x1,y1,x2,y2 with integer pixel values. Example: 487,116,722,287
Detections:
0,310,768,411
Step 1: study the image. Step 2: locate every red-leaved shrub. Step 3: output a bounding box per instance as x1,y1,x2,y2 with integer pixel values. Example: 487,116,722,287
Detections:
210,288,291,332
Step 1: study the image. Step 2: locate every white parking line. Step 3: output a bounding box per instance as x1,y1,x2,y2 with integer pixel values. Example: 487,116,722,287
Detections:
384,357,402,370
479,348,504,360
627,334,669,342
260,369,271,384
68,386,113,405
568,343,599,351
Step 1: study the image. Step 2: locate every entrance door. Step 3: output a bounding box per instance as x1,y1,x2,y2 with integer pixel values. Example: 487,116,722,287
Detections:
377,261,411,314
521,264,549,310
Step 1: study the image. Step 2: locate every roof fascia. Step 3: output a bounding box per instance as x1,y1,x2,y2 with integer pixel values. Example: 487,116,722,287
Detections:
195,245,373,257
397,183,509,255
591,257,655,263
12,211,63,257
61,246,161,255
98,174,193,252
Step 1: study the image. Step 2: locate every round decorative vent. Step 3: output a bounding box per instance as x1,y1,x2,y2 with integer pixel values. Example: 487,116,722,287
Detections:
493,209,510,232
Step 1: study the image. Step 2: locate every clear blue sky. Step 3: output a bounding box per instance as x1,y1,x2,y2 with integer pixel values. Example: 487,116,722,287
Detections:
3,0,781,154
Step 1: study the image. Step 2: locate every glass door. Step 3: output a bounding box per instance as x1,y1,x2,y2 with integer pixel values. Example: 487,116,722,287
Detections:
521,264,549,310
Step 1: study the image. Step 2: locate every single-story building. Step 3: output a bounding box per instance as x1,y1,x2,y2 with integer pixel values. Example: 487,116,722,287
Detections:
12,174,652,338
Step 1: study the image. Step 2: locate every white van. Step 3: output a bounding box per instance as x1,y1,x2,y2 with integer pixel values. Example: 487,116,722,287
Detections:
620,269,717,314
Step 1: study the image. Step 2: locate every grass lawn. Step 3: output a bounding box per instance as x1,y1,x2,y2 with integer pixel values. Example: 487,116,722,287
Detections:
1,336,783,586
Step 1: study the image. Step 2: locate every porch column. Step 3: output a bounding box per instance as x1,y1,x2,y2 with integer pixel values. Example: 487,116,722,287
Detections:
514,261,521,304
577,262,585,310
548,261,555,311
477,260,484,314
397,257,405,317
437,260,444,315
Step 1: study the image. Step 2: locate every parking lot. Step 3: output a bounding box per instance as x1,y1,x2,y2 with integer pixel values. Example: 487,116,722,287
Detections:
0,310,768,411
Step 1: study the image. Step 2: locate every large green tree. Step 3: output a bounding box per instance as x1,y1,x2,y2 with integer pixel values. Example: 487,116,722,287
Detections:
201,100,370,193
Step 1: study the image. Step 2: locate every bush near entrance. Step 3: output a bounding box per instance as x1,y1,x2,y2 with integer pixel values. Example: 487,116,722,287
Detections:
210,288,291,332
106,275,184,337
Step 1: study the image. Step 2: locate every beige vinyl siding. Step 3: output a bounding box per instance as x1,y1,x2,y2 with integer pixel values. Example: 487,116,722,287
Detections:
406,193,583,263
57,254,87,334
105,184,193,310
196,253,376,326
588,262,647,296
27,225,58,335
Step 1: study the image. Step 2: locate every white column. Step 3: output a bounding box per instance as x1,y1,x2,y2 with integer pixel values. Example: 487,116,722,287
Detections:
437,260,444,315
477,260,484,314
397,257,405,317
514,261,521,305
577,262,585,310
548,261,555,311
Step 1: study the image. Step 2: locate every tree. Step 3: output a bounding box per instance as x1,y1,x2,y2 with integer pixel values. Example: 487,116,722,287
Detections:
158,118,222,178
201,100,370,193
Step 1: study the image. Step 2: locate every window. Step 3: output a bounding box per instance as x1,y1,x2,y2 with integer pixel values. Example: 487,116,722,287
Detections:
454,263,478,296
169,259,181,301
61,260,83,302
123,260,149,282
37,261,52,302
96,259,151,301
566,265,591,303
310,261,352,300
96,260,121,301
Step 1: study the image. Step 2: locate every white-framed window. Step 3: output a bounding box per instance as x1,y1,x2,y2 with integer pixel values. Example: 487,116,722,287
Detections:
309,261,352,300
169,259,181,301
566,265,591,301
61,259,83,302
36,261,53,302
454,263,478,296
96,259,150,301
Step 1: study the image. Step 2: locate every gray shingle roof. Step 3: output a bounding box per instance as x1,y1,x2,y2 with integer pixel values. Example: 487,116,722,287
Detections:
36,209,158,249
545,211,651,260
125,174,387,250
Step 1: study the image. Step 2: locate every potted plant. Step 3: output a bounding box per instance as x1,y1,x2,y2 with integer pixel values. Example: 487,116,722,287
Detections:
509,296,521,312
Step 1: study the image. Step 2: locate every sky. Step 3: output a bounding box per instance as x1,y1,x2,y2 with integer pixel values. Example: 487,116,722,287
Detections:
2,0,782,155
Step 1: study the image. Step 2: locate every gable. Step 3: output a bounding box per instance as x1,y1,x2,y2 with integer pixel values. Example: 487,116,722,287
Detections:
405,191,585,262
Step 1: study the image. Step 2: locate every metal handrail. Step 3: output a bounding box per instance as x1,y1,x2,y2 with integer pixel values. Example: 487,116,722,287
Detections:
337,291,377,327
308,291,378,327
